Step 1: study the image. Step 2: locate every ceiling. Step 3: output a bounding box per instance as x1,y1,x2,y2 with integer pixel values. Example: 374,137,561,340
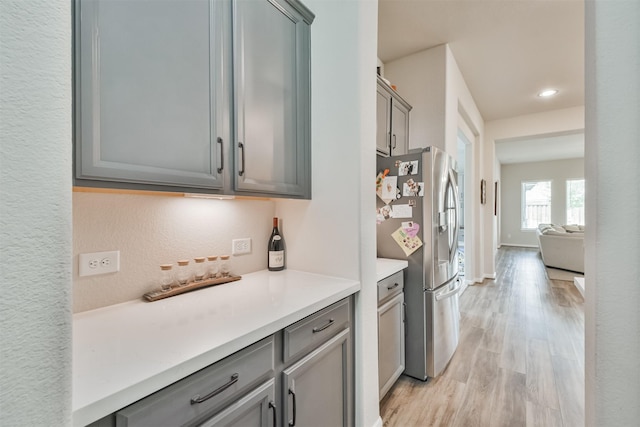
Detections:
378,0,585,163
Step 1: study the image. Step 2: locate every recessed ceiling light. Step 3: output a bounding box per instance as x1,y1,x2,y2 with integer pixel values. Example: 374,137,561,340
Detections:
538,89,559,98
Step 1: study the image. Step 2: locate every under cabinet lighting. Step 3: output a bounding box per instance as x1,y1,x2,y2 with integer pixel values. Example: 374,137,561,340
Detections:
538,89,559,98
184,193,235,200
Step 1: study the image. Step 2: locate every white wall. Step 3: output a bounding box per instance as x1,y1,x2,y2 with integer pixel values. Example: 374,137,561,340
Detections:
384,45,447,151
585,1,640,425
500,158,584,247
384,44,485,285
484,106,584,276
444,46,485,284
277,0,380,425
0,1,72,425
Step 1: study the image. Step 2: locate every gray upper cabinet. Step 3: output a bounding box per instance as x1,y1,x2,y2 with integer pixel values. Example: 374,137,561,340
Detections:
376,85,393,156
232,0,312,198
376,75,412,157
75,0,227,190
75,0,313,199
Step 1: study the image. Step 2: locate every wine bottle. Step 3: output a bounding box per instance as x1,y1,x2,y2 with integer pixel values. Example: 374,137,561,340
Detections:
268,217,285,271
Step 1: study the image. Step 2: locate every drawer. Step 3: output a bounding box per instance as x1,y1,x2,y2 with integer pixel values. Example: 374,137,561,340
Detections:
377,270,404,305
115,336,275,427
283,298,350,363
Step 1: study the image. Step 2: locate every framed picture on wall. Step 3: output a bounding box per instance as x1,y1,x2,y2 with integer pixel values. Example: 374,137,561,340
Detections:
494,181,498,215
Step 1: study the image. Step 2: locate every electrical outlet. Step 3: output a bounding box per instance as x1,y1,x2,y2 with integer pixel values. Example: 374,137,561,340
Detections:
232,238,252,255
79,251,120,277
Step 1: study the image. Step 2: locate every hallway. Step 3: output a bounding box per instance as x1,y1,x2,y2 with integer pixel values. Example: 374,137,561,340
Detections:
380,247,585,426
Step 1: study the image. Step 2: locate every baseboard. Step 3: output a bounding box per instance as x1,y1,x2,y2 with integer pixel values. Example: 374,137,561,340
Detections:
484,273,496,280
499,243,538,248
370,416,383,427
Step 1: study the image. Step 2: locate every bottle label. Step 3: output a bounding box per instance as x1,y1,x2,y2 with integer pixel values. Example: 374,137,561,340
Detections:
269,250,284,268
273,235,282,241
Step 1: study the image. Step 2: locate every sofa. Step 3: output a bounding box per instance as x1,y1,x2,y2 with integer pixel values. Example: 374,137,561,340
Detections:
536,223,585,273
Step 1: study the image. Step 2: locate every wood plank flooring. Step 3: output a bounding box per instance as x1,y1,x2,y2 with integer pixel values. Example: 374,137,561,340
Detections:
380,247,584,427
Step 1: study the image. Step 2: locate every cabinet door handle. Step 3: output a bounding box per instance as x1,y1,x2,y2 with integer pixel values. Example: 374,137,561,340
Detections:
403,302,407,325
190,373,239,404
312,318,334,333
238,142,245,176
269,400,277,427
392,134,397,149
387,282,399,290
288,388,297,426
217,137,224,173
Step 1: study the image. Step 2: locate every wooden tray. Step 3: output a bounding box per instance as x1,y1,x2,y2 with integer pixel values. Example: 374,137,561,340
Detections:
143,275,242,302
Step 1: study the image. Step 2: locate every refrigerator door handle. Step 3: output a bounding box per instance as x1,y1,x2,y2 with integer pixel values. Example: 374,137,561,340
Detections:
447,168,460,263
435,279,462,301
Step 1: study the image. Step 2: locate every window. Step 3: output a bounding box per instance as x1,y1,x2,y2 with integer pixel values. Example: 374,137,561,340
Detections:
521,180,551,229
567,179,585,225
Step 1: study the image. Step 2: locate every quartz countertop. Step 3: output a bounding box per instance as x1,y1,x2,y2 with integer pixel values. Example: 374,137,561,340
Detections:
376,258,408,282
73,270,360,426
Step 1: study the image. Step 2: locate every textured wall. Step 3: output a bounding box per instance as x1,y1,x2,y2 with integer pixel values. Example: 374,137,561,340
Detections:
585,1,640,425
0,0,72,425
73,193,275,312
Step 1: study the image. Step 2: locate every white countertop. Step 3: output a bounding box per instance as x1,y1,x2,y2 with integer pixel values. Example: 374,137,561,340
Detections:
376,258,408,281
73,270,360,426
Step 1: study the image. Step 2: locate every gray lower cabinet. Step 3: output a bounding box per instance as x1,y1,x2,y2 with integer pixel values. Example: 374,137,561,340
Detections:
281,297,352,426
115,337,275,427
377,271,405,400
282,329,351,427
376,76,411,157
198,379,276,427
89,297,353,427
74,0,313,199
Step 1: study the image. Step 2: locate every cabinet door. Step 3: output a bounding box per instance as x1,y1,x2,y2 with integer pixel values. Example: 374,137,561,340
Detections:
197,379,276,427
390,99,410,155
232,0,311,198
376,85,392,156
378,292,405,400
282,329,352,427
75,0,226,189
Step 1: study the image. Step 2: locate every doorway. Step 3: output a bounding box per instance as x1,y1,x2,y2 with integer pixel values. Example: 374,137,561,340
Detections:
457,126,473,285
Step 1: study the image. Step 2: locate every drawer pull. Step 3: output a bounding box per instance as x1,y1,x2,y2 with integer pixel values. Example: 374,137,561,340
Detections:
190,373,239,404
387,282,400,290
312,318,334,333
269,400,277,427
288,389,297,426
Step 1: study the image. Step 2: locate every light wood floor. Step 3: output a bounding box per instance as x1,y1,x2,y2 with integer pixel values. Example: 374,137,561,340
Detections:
380,247,585,427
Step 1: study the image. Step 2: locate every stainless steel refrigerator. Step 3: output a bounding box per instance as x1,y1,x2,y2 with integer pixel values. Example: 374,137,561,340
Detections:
376,146,461,380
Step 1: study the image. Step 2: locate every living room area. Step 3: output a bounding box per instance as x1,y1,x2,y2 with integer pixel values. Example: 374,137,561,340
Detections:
496,136,585,295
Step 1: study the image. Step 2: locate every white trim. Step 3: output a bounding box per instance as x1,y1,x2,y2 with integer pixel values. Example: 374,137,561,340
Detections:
484,273,496,280
370,416,383,427
573,277,585,298
499,243,538,248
